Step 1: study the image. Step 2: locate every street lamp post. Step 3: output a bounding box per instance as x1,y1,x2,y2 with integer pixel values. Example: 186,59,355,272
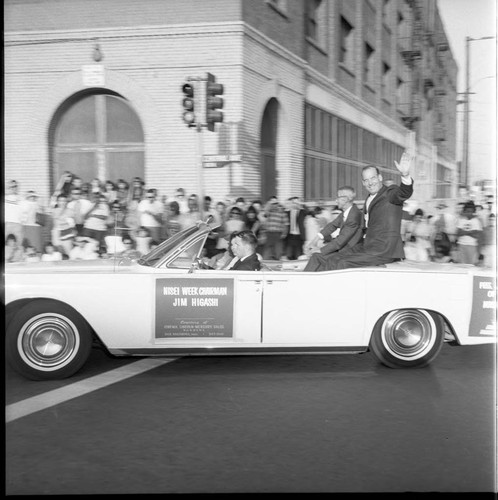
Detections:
461,35,495,188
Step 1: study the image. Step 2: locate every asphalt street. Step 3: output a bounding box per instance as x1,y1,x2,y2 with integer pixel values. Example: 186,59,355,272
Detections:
5,342,497,495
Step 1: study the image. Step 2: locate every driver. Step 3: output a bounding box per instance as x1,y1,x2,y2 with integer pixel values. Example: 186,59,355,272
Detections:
225,230,261,271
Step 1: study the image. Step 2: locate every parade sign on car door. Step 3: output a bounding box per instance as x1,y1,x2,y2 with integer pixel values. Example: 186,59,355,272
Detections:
155,278,234,338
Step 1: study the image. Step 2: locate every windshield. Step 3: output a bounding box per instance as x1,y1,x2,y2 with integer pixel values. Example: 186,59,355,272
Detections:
137,217,220,268
137,226,201,267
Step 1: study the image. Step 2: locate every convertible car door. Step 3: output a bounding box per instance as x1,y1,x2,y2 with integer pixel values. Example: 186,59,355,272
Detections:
260,270,368,347
153,269,263,346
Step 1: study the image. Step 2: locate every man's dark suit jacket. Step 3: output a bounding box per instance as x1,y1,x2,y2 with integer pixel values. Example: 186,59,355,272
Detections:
319,204,364,255
303,204,364,272
362,182,414,260
229,253,261,271
322,181,414,270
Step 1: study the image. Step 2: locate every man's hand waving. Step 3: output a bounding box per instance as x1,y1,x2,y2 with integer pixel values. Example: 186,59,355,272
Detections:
394,151,414,178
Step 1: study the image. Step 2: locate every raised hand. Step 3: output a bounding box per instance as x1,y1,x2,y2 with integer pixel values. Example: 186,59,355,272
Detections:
394,151,414,177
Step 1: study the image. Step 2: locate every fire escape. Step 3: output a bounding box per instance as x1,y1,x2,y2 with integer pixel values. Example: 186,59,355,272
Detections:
433,39,449,143
399,0,423,131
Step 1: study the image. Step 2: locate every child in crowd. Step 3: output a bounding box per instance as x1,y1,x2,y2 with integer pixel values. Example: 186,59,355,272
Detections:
41,241,63,261
5,233,24,263
69,236,99,260
24,245,41,262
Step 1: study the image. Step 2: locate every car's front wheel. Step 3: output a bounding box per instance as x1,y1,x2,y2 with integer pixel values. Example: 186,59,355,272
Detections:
6,300,92,380
369,309,444,368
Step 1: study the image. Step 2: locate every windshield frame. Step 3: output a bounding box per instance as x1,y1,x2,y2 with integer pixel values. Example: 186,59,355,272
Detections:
137,220,219,268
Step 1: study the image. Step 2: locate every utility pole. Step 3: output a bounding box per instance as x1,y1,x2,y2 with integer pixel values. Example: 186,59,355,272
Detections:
462,36,471,189
461,35,495,189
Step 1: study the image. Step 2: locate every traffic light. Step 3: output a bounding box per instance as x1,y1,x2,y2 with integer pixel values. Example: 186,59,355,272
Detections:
205,72,223,132
182,82,196,127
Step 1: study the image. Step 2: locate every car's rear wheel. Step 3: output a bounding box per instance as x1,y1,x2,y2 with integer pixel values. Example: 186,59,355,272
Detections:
6,300,92,380
369,309,444,368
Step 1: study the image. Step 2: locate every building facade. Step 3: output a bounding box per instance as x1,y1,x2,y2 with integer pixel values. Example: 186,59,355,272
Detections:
4,0,458,211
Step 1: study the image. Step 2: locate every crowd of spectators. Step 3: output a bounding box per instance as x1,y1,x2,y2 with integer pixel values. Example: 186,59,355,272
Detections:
4,173,496,269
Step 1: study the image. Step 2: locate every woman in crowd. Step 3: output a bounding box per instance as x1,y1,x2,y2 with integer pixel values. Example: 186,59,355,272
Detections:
103,180,118,205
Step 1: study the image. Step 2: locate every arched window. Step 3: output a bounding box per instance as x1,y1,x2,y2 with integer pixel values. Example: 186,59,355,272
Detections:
50,90,144,189
260,98,279,202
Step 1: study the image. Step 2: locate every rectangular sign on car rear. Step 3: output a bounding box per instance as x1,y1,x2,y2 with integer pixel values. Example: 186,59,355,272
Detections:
155,278,235,338
468,276,496,337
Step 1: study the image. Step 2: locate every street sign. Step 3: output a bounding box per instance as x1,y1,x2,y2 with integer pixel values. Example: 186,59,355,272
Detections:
202,154,242,163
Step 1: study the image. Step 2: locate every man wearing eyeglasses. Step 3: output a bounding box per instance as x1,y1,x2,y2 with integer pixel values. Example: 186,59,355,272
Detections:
303,186,364,271
315,151,414,271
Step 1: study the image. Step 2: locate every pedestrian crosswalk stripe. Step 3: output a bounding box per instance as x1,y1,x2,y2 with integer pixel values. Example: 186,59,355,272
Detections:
6,358,177,423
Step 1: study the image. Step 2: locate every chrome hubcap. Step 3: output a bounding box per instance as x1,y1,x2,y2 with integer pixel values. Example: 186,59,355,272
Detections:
382,310,435,360
18,314,79,369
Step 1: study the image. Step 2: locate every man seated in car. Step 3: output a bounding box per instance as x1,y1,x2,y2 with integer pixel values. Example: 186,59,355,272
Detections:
225,230,261,271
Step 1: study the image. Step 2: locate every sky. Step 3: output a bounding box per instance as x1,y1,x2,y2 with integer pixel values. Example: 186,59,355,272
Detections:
437,0,497,186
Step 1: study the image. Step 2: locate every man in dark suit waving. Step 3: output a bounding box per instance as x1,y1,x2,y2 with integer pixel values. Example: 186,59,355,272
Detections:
303,186,364,272
226,230,261,271
323,151,414,271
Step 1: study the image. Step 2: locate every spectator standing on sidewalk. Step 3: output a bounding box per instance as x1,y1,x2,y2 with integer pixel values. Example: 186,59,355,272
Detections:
261,196,288,260
137,189,164,242
479,213,496,268
20,190,45,253
404,208,432,262
285,196,308,260
67,187,93,236
50,193,77,256
456,201,483,265
5,180,24,245
82,193,111,251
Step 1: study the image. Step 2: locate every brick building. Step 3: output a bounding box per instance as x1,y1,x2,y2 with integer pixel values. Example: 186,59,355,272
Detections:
4,0,458,210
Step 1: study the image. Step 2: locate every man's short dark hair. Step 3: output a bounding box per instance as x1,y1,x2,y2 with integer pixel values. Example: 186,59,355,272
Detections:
235,230,258,250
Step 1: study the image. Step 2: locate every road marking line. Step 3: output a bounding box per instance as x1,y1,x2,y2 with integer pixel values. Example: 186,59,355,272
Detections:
6,358,177,423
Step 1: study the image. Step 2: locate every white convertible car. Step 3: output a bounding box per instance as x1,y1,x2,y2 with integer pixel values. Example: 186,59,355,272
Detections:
4,219,496,380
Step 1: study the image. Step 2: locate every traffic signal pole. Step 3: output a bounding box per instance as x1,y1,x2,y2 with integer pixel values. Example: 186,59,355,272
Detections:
195,121,205,220
181,73,224,221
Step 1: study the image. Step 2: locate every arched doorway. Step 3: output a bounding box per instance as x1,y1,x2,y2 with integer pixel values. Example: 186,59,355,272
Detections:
260,98,279,202
49,89,145,190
